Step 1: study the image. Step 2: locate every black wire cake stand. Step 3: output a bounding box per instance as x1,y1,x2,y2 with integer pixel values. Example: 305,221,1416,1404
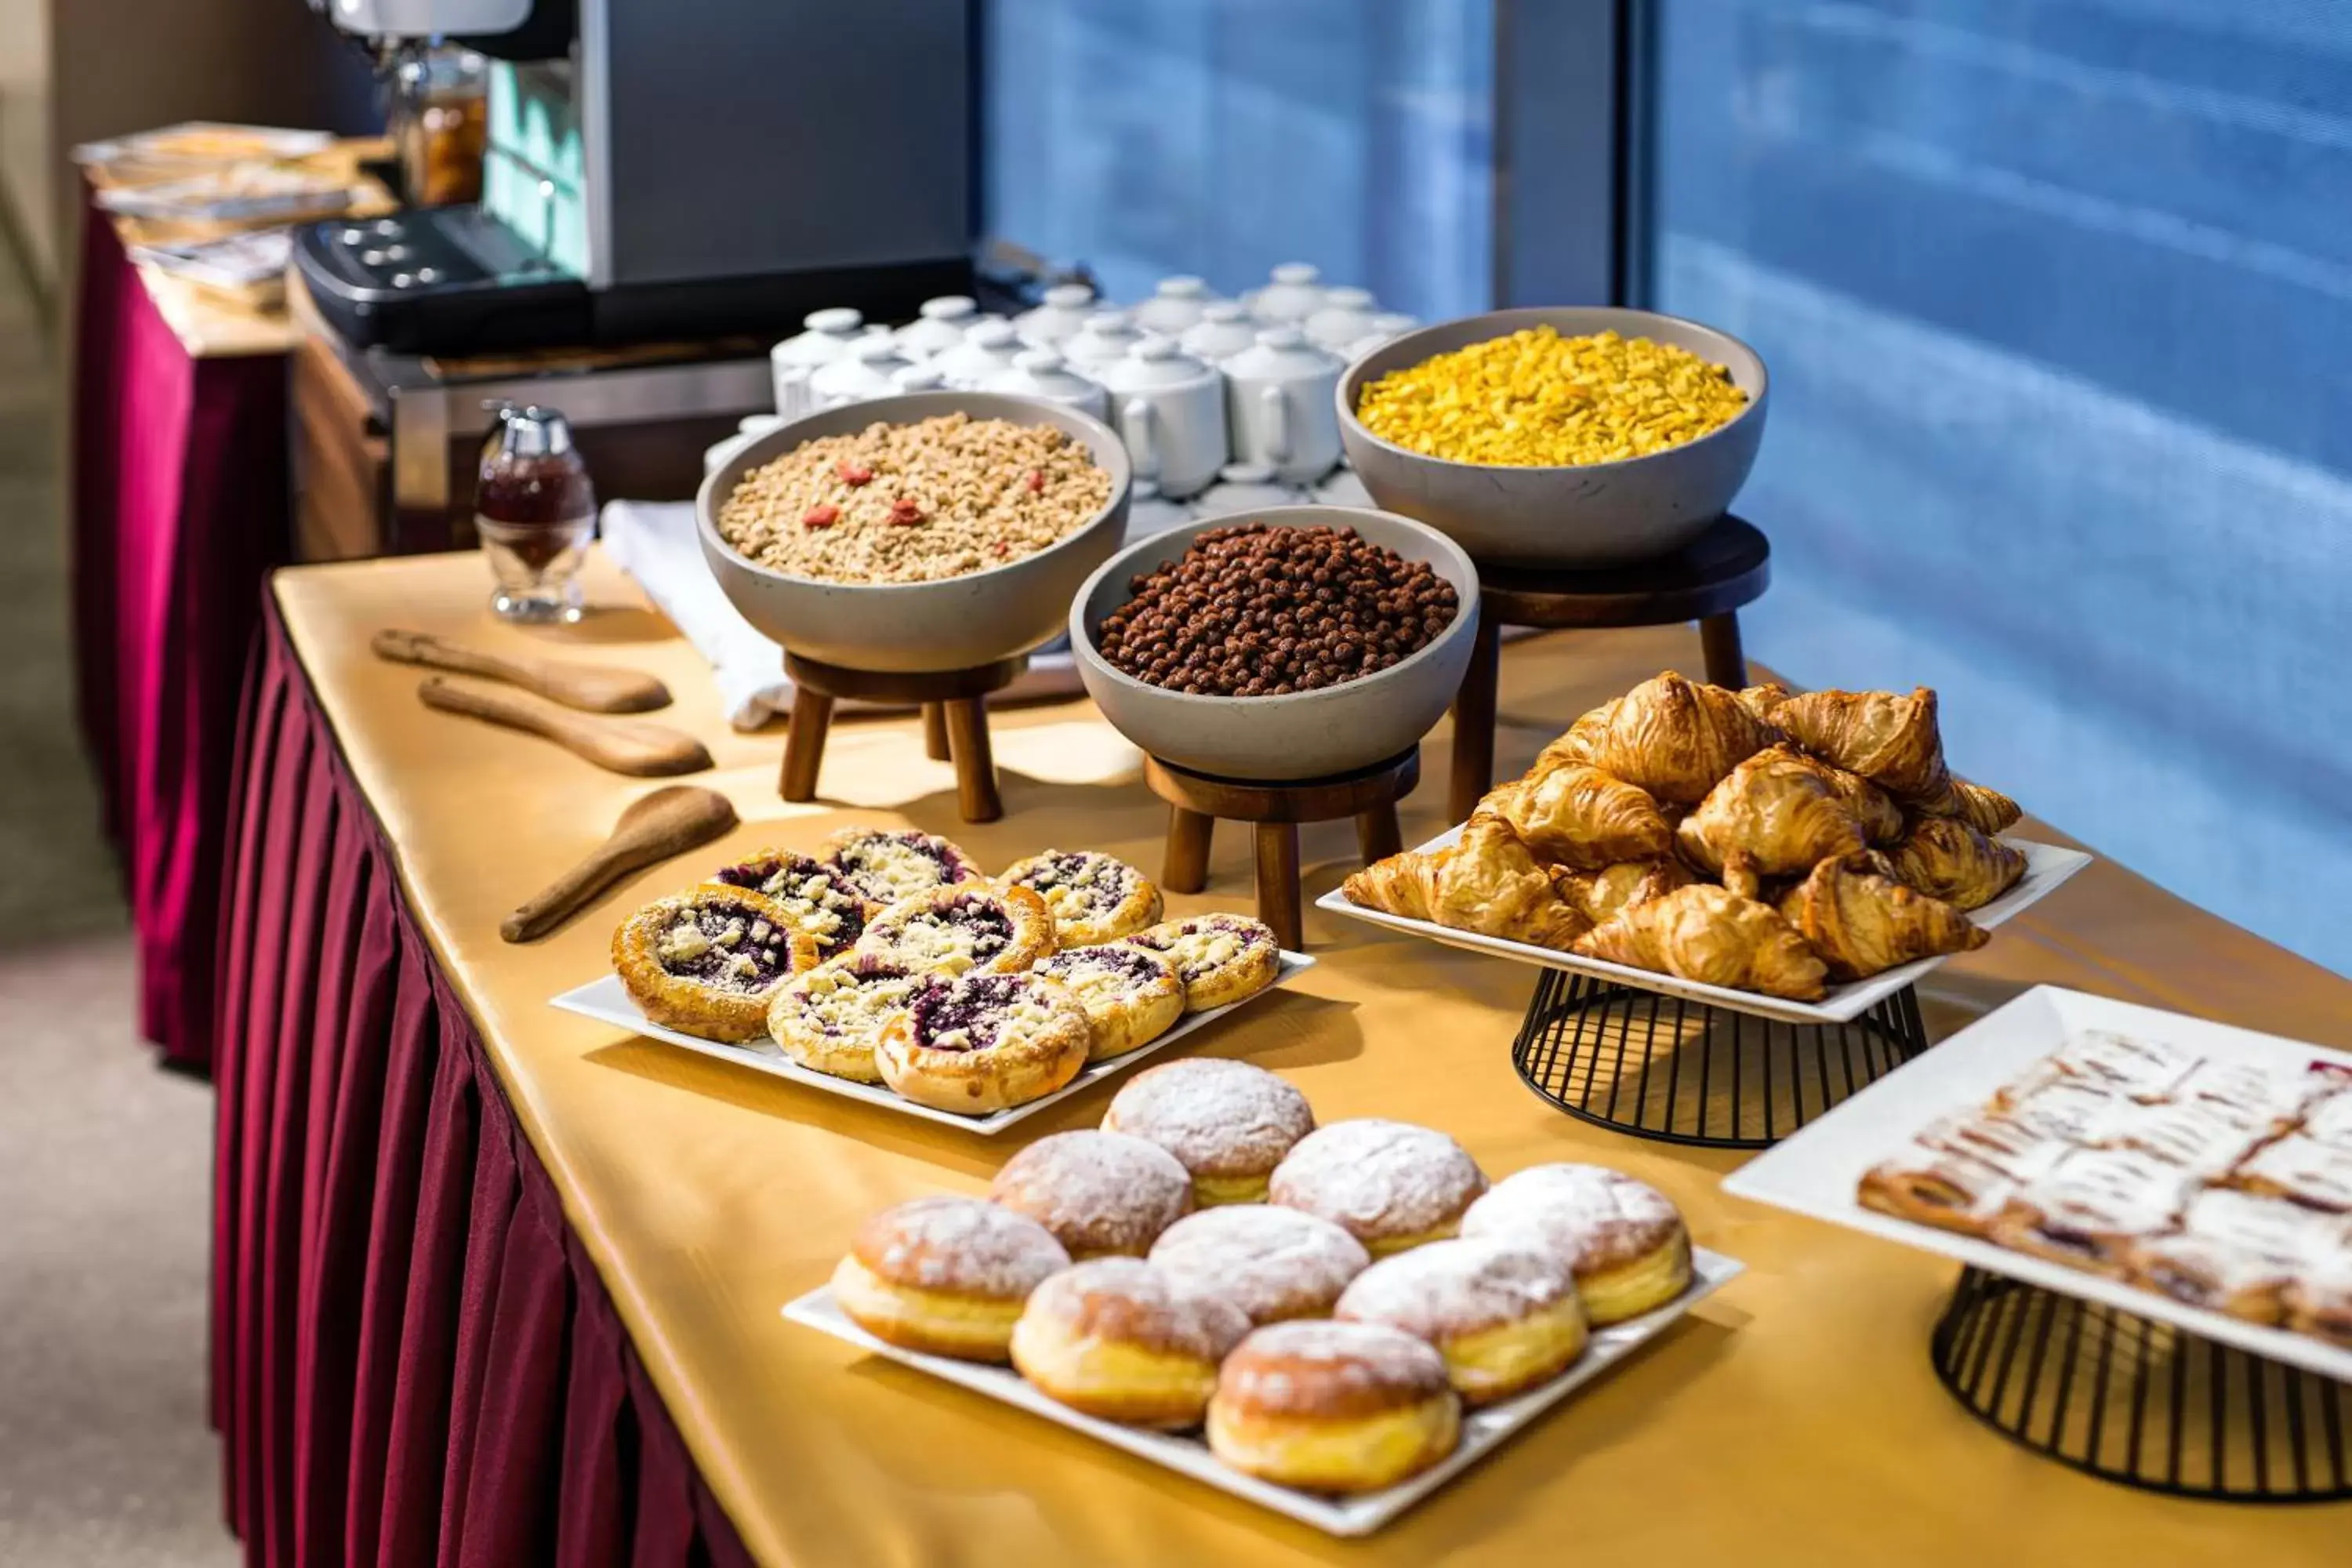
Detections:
1509,969,1931,1148
1931,1268,2352,1501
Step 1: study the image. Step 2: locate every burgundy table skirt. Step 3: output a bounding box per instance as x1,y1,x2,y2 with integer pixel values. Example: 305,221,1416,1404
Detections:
73,197,293,1069
212,597,753,1567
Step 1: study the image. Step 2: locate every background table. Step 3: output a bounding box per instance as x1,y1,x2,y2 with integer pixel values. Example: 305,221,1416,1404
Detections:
216,549,2352,1566
69,142,388,1069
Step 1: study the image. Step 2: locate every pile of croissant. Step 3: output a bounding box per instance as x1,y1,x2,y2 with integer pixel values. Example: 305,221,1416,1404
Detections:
1343,671,2033,1001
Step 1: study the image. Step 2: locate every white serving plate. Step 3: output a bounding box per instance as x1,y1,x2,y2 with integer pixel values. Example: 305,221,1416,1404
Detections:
784,1247,1744,1536
1316,825,2092,1024
550,950,1314,1134
1723,985,2352,1384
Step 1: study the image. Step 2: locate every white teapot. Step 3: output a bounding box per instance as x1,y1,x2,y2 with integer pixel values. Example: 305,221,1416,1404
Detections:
1222,326,1344,485
1250,262,1327,325
1096,336,1228,500
983,348,1110,420
1063,308,1144,372
1179,300,1258,363
1304,286,1379,350
808,335,915,408
1013,282,1097,347
931,318,1025,390
895,295,978,359
1134,274,1218,336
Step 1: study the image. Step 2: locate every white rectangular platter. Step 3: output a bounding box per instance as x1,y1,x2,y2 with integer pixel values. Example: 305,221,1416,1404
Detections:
1723,985,2352,1384
550,950,1314,1134
1316,824,2092,1025
784,1247,1743,1537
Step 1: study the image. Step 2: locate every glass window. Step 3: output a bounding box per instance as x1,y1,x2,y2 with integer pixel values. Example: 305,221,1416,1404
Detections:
1651,0,2352,975
982,0,1495,320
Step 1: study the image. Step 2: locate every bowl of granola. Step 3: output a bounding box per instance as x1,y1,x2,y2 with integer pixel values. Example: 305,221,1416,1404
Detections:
697,393,1131,672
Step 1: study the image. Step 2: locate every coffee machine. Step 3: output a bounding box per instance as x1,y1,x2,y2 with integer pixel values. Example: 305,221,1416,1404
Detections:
297,0,975,353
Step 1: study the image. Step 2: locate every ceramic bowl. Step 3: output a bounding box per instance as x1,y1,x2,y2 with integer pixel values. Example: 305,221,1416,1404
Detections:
696,391,1131,673
1336,305,1767,567
1069,505,1481,781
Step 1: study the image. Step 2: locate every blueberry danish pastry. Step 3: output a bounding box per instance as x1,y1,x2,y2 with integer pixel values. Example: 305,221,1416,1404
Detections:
710,848,873,960
855,883,1056,977
1121,913,1281,1013
1032,942,1186,1061
765,952,925,1083
996,849,1164,945
822,828,983,906
612,886,821,1042
875,970,1093,1114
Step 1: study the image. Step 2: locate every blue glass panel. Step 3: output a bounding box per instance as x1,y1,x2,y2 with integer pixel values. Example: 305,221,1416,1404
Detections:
983,0,1494,320
1654,0,2352,975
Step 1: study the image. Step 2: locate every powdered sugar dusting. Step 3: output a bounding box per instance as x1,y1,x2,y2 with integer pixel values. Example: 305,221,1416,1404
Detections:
990,1131,1193,1253
1149,1204,1370,1323
1024,1257,1249,1359
855,1195,1069,1296
1461,1163,1682,1272
1335,1238,1575,1338
1221,1319,1450,1403
1103,1058,1314,1178
1269,1120,1487,1239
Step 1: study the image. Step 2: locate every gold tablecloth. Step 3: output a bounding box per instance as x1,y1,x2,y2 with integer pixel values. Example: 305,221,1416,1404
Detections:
275,549,2352,1566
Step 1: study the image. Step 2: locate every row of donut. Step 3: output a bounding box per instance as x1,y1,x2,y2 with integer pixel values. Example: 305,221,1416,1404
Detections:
609,826,1279,1114
830,1056,1695,1494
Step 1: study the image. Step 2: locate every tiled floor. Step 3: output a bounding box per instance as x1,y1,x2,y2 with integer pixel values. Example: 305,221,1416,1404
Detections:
0,223,238,1563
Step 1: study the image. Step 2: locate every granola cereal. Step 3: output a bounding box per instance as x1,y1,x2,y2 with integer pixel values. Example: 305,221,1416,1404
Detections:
715,412,1113,584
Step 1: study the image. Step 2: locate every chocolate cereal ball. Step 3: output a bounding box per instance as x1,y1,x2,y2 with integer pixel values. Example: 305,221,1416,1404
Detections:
1094,523,1458,698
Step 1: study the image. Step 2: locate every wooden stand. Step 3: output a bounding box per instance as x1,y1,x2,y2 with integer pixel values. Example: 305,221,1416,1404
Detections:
1449,516,1771,822
1143,750,1421,949
780,652,1025,822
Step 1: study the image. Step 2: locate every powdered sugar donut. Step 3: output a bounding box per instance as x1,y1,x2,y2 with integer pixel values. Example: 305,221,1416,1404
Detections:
830,1196,1069,1361
1335,1237,1588,1405
1149,1203,1370,1325
1010,1258,1249,1428
1269,1120,1488,1256
1458,1163,1691,1324
1102,1058,1316,1205
1205,1320,1461,1494
989,1130,1195,1258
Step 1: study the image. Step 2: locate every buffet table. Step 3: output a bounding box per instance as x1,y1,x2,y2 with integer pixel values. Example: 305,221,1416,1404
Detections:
216,546,2352,1566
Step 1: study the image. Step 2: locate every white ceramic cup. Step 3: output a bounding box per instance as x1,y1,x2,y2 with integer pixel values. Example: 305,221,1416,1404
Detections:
1097,337,1229,500
1221,325,1344,485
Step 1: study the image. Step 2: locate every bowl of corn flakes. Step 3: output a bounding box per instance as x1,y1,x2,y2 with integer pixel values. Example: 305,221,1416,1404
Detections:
1336,306,1767,567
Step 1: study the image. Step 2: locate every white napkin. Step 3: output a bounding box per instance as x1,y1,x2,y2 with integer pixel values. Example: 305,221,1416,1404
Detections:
601,468,1383,731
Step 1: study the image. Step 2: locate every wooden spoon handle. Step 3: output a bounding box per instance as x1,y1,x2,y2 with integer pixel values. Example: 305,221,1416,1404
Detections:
375,629,523,685
417,673,564,740
501,844,635,943
417,677,712,776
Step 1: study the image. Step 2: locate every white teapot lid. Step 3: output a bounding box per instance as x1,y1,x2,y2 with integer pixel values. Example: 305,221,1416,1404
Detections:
918,295,977,321
1199,300,1248,323
1320,285,1375,311
1080,307,1136,332
852,336,912,366
964,318,1018,348
891,365,944,390
1155,274,1209,299
804,307,862,335
1229,324,1341,375
1041,282,1094,310
1371,312,1418,334
1103,334,1210,388
1269,262,1320,285
1011,348,1098,392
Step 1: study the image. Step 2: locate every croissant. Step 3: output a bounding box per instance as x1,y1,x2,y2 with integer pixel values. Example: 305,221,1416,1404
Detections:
1777,853,1987,980
1886,815,2027,911
1586,671,1778,804
1342,811,1590,949
1549,858,1691,925
1572,884,1829,1000
1779,750,1904,844
1916,775,2024,837
1674,744,1868,877
1773,686,1951,800
1532,699,1615,775
1484,764,1672,869
1735,682,1794,724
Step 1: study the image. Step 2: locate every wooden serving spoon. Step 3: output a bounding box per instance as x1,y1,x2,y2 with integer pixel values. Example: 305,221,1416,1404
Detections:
501,786,740,943
418,677,713,776
374,628,672,713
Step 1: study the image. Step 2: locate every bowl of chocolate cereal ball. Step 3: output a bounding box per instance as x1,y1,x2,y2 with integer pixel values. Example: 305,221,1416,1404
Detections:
696,391,1131,672
1070,505,1481,780
1337,306,1767,568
